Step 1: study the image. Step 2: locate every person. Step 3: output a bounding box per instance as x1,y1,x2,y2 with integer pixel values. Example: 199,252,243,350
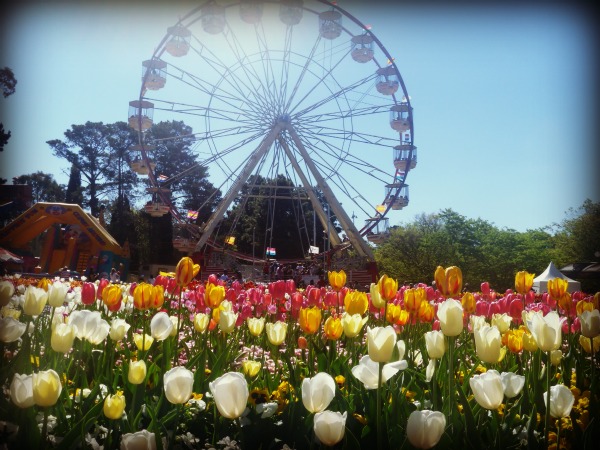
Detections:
110,268,120,283
219,270,229,282
148,274,156,285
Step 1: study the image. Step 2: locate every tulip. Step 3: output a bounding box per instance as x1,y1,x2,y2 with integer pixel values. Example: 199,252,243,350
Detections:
437,298,464,336
474,325,503,364
351,355,407,389
102,284,123,309
406,410,446,449
418,301,435,323
47,280,68,308
247,317,265,337
109,318,131,341
302,372,336,413
434,266,462,298
0,317,26,343
51,323,75,354
104,392,126,419
469,315,488,332
579,309,600,338
313,411,347,446
10,374,35,408
32,369,62,407
544,384,575,418
133,283,152,310
328,270,346,291
500,372,525,398
323,316,343,340
205,283,226,309
469,369,504,410
547,278,568,302
209,372,249,419
68,309,110,345
404,287,425,312
461,292,476,314
369,283,386,309
526,311,564,352
23,285,48,316
377,274,398,301
424,330,446,359
0,280,15,307
128,360,147,385
514,271,534,295
341,312,368,338
299,306,322,334
150,284,165,309
133,333,154,351
194,313,210,333
150,311,174,341
241,360,261,378
175,256,200,286
163,366,194,404
120,430,157,450
579,334,600,354
522,330,538,352
367,326,397,362
491,313,512,333
266,321,288,346
344,290,368,316
219,310,238,334
505,328,524,353
80,282,96,305
550,349,563,366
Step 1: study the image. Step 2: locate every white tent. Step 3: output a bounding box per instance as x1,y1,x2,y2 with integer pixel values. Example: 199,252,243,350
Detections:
532,261,581,293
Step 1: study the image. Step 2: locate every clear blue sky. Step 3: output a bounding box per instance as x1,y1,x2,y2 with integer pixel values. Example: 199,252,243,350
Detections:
1,0,598,233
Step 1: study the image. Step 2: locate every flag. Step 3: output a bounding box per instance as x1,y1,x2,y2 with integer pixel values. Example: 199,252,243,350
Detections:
376,204,386,213
157,174,168,182
266,247,276,256
225,236,235,245
308,245,320,255
386,57,395,65
187,210,198,220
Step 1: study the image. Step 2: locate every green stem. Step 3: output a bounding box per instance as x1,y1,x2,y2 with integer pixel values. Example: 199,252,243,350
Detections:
448,336,455,418
377,362,383,450
545,351,552,446
40,408,48,450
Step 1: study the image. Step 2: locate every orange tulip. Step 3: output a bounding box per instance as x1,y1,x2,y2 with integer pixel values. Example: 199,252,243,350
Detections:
205,283,225,309
175,257,200,287
328,270,347,291
323,316,343,340
576,299,594,316
344,291,368,316
417,300,435,323
149,285,165,309
434,266,462,298
299,306,322,334
37,278,50,292
547,278,568,302
514,271,534,295
377,274,398,302
505,329,524,353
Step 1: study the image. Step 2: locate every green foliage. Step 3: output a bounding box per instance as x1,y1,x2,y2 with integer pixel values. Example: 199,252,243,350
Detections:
12,171,65,203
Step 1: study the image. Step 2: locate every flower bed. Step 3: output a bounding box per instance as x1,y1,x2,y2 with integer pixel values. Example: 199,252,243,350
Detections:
0,259,598,449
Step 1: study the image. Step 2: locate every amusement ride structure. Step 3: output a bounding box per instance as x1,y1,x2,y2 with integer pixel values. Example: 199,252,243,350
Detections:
127,0,416,279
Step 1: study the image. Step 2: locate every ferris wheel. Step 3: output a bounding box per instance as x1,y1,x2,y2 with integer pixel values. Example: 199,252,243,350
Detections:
128,0,416,262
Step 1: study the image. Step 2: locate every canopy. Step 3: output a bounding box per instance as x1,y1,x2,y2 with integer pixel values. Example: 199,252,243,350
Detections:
0,247,23,264
532,261,581,293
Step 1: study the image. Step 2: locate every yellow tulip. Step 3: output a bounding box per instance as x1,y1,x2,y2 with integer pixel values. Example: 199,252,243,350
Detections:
434,266,463,298
377,274,398,302
175,256,200,287
128,360,147,385
247,317,265,337
341,312,368,338
241,360,262,378
461,292,476,314
36,278,50,291
579,334,600,354
344,291,368,316
150,285,165,309
547,278,568,302
369,283,386,309
266,321,288,346
133,283,153,310
514,271,534,295
323,316,343,340
404,288,425,312
133,333,154,351
205,283,226,309
32,369,62,407
194,313,210,333
299,306,322,334
103,391,126,420
212,299,232,324
328,270,347,291
102,284,122,308
522,329,538,352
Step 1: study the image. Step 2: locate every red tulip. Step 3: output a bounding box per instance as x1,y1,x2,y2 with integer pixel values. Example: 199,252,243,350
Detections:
81,282,96,305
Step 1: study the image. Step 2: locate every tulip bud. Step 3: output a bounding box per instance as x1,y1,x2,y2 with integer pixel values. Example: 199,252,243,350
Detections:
175,256,200,287
209,372,249,419
103,392,126,420
120,430,157,450
328,270,347,291
247,317,265,337
48,280,68,308
109,318,131,341
469,370,504,410
580,309,600,338
302,372,336,413
514,271,534,295
0,280,15,307
377,274,398,302
367,326,397,362
10,374,35,408
266,321,288,346
150,311,174,341
133,333,154,351
0,317,26,343
437,298,464,336
313,411,347,446
406,410,446,449
544,384,575,418
23,286,48,316
51,323,75,354
32,369,62,407
128,360,147,385
434,265,462,298
194,313,210,333
344,291,368,316
500,371,525,398
474,325,503,364
369,283,386,309
323,316,343,340
80,282,96,305
341,312,368,338
241,360,261,378
163,366,194,404
424,330,446,359
219,310,238,334
299,306,322,334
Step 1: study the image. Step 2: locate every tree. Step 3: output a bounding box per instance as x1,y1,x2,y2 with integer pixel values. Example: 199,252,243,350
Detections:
64,164,84,205
12,172,65,203
1,67,17,182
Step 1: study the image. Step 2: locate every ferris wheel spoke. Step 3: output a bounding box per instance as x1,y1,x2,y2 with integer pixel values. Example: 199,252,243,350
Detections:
300,103,390,123
296,122,399,149
282,33,323,113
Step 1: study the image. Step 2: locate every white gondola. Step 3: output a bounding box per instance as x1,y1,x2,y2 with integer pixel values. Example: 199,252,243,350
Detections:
201,4,226,34
280,0,303,26
165,25,191,57
144,202,171,217
393,144,417,171
130,158,156,176
128,100,154,131
365,217,389,244
319,10,342,40
240,0,263,24
351,34,374,63
384,183,409,210
390,103,411,132
142,59,167,91
376,65,399,95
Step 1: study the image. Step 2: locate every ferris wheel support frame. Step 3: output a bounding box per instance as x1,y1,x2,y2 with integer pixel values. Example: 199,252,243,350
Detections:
285,124,374,260
193,122,285,253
